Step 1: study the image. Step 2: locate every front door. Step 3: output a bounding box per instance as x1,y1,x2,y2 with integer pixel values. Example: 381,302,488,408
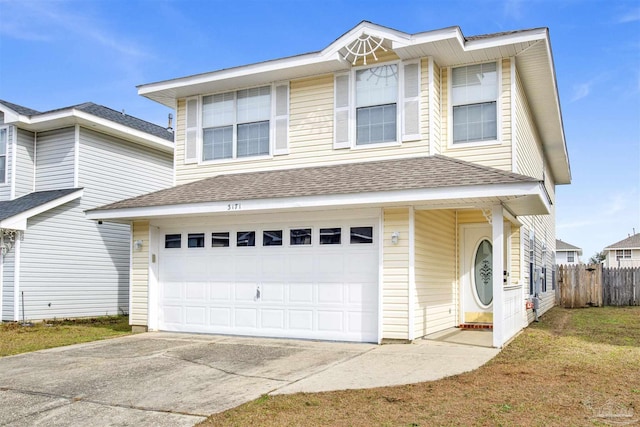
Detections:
461,225,494,324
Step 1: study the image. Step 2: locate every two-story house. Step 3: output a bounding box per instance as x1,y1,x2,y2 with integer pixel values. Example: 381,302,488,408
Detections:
0,100,174,322
603,233,640,268
87,22,571,348
555,239,582,265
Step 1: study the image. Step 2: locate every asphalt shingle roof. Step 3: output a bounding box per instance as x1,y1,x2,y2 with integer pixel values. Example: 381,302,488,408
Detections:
90,155,539,212
556,239,582,251
0,100,174,142
0,189,81,221
605,233,640,249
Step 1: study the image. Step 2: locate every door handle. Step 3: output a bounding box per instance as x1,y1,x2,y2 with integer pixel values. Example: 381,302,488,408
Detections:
254,285,261,301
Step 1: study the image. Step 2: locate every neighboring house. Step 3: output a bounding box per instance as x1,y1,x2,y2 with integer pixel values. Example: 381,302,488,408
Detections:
0,100,174,322
603,233,640,268
555,239,582,265
87,22,571,348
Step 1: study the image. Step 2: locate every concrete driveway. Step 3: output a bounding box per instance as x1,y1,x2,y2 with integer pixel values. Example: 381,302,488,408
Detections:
0,331,498,426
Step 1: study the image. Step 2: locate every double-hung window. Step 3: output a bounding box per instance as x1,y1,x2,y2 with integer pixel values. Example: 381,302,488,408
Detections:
451,62,498,144
202,86,271,161
616,249,631,261
0,127,6,184
567,251,575,263
334,61,419,149
355,64,398,145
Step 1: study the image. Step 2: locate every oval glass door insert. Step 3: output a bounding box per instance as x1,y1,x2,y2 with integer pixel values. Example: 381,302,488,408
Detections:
473,239,493,306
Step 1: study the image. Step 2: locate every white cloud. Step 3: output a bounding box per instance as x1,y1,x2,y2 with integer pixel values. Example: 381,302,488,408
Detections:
0,1,151,60
502,0,525,21
618,8,640,23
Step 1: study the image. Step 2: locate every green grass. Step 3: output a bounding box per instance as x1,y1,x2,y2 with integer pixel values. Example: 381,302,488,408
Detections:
202,306,640,427
0,316,133,357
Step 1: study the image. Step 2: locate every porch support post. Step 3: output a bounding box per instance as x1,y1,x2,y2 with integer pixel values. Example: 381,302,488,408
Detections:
492,205,504,348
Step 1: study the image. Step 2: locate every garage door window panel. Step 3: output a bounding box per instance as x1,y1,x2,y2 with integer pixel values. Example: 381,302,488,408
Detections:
290,228,312,245
165,234,182,248
263,230,283,246
350,226,373,244
320,228,341,245
212,232,230,247
237,231,256,247
188,233,205,248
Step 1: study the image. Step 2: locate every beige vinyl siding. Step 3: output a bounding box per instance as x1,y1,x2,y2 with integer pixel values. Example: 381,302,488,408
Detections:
414,209,456,337
130,220,149,326
174,66,431,185
440,59,513,171
1,246,15,321
0,126,13,200
514,66,557,322
382,207,410,340
35,127,75,191
14,128,35,198
514,69,543,179
431,60,442,154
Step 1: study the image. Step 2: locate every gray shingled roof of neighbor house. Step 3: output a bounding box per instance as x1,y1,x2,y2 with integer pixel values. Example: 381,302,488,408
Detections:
556,239,582,251
89,155,540,212
0,100,174,142
0,188,81,221
605,233,640,249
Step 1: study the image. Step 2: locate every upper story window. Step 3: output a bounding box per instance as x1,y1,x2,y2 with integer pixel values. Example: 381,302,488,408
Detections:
183,83,289,165
334,61,420,150
616,249,631,260
202,87,271,161
566,251,575,263
451,62,498,144
355,64,398,145
0,127,7,184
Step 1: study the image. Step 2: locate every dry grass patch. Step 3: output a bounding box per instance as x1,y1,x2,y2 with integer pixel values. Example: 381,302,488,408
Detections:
202,307,640,426
0,316,133,357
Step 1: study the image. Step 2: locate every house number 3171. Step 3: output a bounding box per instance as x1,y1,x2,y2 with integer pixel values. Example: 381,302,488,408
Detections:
227,203,241,211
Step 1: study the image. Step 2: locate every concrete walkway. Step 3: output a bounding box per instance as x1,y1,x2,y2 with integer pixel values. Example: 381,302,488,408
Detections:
0,331,499,426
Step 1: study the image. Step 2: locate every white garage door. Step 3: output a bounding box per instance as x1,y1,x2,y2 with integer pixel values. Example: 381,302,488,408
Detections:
157,218,378,342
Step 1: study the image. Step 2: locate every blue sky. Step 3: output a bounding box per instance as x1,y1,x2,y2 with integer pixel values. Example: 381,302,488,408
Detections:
0,0,638,259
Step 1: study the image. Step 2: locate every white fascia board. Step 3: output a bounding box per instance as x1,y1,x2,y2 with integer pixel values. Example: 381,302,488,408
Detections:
0,106,21,124
16,111,174,153
0,189,83,231
463,28,548,51
86,181,544,221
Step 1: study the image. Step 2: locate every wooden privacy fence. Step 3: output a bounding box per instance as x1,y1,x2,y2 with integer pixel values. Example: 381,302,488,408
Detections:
603,267,640,306
556,264,640,307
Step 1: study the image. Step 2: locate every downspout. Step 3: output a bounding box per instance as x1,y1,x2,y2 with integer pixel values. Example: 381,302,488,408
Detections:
455,210,459,325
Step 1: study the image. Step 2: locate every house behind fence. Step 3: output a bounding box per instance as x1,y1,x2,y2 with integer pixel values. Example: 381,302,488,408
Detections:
556,264,640,307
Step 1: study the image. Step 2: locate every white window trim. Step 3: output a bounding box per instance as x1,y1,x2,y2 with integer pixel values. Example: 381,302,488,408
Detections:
447,60,502,149
195,82,289,165
350,60,402,149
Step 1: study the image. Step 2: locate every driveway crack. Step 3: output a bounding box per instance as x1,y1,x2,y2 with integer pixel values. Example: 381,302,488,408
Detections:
0,386,209,419
161,353,289,383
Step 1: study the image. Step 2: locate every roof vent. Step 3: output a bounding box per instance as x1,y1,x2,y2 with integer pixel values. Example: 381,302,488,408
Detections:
167,113,174,133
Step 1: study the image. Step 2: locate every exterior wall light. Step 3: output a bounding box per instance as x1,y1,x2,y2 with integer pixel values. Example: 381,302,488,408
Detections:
391,232,400,245
134,240,143,251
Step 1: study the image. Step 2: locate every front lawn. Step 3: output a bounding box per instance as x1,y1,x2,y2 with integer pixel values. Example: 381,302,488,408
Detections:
203,307,640,426
0,316,133,357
